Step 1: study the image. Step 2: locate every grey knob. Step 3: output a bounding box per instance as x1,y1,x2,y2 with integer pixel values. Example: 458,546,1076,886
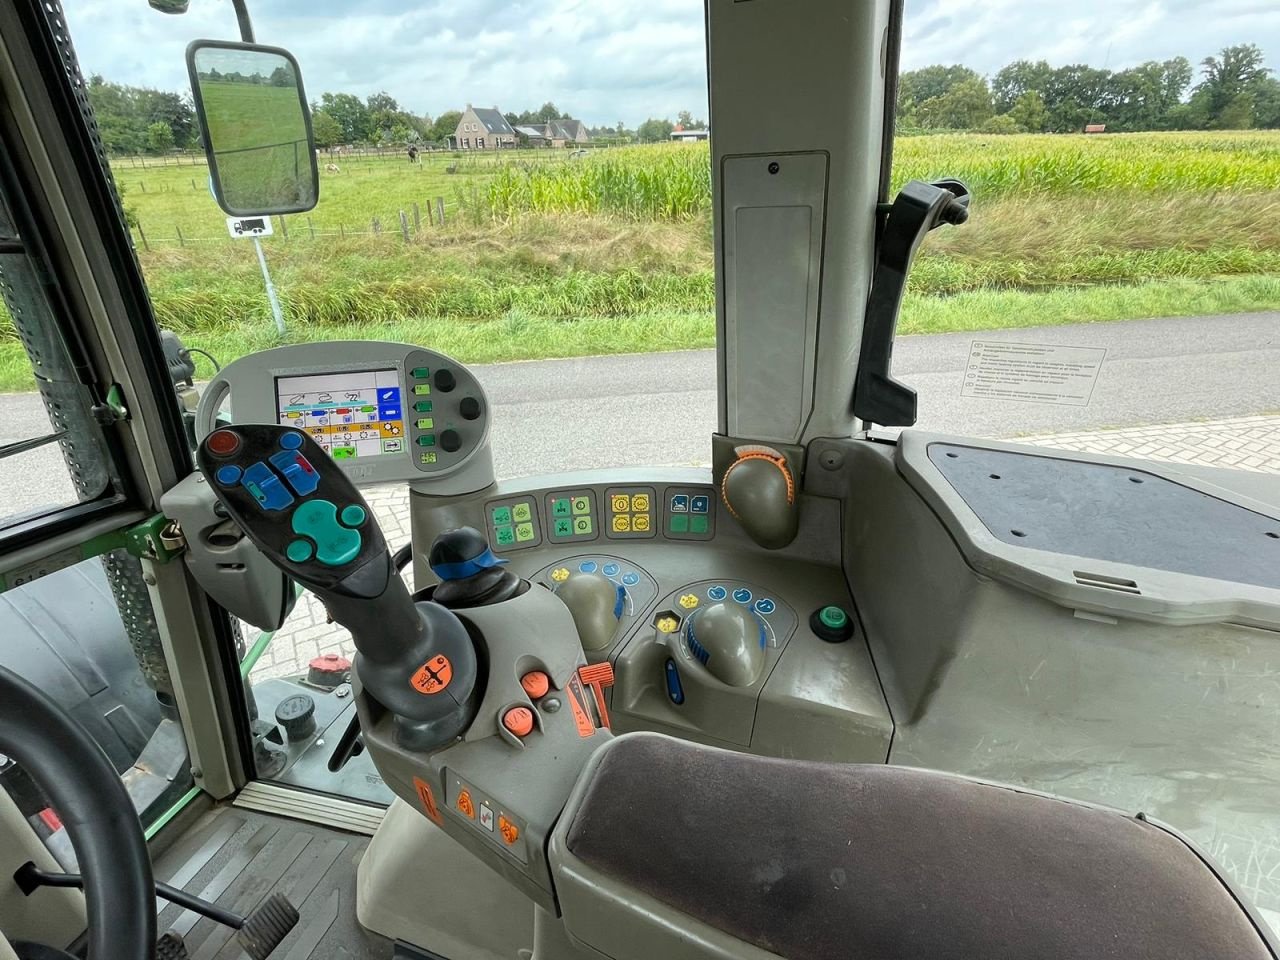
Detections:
686,601,765,687
721,453,799,549
556,572,624,651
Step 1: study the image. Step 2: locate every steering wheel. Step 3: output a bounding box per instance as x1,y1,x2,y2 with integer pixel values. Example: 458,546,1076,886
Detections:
0,665,155,960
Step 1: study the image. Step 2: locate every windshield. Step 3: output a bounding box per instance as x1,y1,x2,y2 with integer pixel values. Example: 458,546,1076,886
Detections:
33,0,1280,931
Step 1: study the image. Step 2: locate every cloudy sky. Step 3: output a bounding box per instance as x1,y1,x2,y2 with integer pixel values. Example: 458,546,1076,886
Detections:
64,0,1280,126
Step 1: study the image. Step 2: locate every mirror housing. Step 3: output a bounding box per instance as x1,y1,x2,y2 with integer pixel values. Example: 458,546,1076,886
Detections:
148,0,191,12
186,39,319,216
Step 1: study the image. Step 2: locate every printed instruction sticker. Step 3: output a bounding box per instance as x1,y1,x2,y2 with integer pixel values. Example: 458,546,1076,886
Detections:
962,341,1106,406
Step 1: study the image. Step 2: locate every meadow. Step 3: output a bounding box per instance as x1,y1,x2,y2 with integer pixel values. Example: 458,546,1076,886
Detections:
2,131,1279,390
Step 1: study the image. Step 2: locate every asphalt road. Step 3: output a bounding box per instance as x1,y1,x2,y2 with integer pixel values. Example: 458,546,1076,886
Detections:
4,311,1278,517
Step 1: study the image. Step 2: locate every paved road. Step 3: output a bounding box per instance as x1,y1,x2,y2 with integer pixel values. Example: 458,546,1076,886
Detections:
4,312,1278,518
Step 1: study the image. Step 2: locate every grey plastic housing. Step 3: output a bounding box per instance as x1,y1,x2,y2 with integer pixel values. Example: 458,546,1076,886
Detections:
160,473,295,631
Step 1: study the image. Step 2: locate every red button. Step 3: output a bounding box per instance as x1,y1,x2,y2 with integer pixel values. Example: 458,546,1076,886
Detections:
502,707,534,738
520,671,550,699
207,429,241,456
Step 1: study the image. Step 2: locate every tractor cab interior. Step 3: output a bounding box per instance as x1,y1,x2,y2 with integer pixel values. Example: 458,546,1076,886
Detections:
1,1,1279,959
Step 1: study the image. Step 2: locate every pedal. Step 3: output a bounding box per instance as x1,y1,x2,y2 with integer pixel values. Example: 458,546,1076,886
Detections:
156,931,190,959
235,892,300,960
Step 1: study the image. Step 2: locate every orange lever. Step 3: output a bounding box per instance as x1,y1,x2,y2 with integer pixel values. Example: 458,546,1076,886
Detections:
577,663,615,729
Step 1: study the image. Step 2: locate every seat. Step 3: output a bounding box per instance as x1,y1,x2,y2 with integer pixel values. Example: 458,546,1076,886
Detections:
565,734,1276,960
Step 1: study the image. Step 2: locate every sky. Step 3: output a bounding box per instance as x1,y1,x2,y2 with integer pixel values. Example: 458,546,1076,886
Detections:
63,0,1280,127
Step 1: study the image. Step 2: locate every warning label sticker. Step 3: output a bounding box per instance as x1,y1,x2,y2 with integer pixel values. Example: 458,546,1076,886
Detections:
961,341,1106,406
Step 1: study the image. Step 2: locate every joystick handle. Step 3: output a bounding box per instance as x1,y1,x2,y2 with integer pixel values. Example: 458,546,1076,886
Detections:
197,424,479,749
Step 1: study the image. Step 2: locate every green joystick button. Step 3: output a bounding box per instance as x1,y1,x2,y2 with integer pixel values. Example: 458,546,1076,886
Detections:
286,540,314,563
292,499,363,567
341,505,366,527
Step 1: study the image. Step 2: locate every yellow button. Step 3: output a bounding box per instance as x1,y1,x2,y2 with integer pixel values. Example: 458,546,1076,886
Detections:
679,594,699,609
656,616,679,634
612,515,631,532
611,494,631,513
551,567,570,582
632,494,650,512
633,514,650,532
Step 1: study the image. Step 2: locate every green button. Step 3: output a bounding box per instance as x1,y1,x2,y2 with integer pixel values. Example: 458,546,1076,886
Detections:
515,522,535,542
416,418,434,430
286,539,314,563
341,505,366,527
690,515,710,535
492,506,513,526
413,384,431,396
495,525,516,546
512,502,532,522
291,499,362,567
669,515,690,534
417,435,436,447
551,499,572,518
573,516,593,536
411,367,430,378
571,496,591,516
331,447,355,460
819,606,848,629
414,400,433,413
553,518,573,538
360,405,376,413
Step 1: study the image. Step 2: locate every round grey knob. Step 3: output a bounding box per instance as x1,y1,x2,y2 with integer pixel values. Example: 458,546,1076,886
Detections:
556,572,624,651
722,453,799,549
686,601,765,687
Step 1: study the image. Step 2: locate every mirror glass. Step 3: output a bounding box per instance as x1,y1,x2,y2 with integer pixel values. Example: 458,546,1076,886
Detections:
187,42,319,215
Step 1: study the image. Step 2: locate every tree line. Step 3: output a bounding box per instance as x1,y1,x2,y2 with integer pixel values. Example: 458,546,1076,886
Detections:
901,43,1279,133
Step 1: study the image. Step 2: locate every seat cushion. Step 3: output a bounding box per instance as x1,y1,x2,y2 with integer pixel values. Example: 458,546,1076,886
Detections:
565,734,1275,960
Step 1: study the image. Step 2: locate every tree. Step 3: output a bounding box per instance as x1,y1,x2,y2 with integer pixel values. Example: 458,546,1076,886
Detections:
365,91,399,114
980,114,1020,135
1253,77,1280,128
145,120,174,154
1216,92,1255,129
315,92,370,143
992,60,1053,112
87,75,196,154
898,65,983,117
311,110,343,148
430,110,462,144
1008,91,1047,132
636,117,674,142
1197,44,1270,121
915,78,993,129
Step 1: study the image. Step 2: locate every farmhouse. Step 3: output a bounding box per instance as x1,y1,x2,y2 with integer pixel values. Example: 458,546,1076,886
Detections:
453,105,517,149
513,118,591,148
671,127,710,142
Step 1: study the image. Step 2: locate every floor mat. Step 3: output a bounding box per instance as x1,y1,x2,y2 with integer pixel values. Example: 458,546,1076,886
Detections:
153,805,384,960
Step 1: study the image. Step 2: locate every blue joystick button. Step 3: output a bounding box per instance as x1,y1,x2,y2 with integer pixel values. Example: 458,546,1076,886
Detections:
707,585,727,601
603,562,620,577
732,588,752,604
269,449,321,497
579,561,598,573
755,598,776,615
291,499,362,566
622,572,640,586
341,505,366,526
215,465,242,486
664,658,685,705
241,462,294,512
280,432,304,450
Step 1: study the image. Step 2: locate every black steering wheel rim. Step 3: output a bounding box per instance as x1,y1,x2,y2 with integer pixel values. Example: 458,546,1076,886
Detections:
0,664,154,960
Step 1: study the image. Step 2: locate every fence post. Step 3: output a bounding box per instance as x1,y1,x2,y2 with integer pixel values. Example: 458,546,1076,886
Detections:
339,223,345,239
176,225,184,247
136,221,149,252
413,202,421,232
191,178,197,191
399,211,410,242
139,181,146,193
426,201,434,227
436,197,446,226
372,217,381,234
307,216,315,240
279,216,289,239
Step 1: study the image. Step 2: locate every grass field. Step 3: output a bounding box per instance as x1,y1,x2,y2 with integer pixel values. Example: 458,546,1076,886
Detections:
2,131,1279,390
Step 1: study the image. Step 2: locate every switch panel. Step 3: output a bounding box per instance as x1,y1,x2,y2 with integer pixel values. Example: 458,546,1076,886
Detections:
663,485,716,541
545,490,599,544
446,773,528,864
605,486,657,540
486,496,542,551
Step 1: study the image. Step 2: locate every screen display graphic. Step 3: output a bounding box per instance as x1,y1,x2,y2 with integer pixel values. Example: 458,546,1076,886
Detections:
275,369,405,460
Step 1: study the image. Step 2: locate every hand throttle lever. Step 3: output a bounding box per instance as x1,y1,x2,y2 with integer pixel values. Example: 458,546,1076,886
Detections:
196,424,478,749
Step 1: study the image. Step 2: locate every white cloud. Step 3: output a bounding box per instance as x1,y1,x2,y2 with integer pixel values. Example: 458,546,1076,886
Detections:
62,0,1280,126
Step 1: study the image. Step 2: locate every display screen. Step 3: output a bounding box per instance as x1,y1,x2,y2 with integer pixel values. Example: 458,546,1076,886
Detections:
275,369,405,460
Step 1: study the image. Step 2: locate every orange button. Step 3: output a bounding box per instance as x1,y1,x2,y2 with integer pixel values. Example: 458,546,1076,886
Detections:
410,654,452,695
457,788,475,819
498,816,520,845
520,671,550,699
502,706,534,738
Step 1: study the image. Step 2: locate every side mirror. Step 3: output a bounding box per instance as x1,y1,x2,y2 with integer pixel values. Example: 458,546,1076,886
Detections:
148,0,191,12
186,40,319,216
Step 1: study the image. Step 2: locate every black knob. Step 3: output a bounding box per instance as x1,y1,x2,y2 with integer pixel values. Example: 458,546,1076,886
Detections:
459,396,481,420
440,429,462,453
275,693,317,742
434,369,456,392
429,526,526,608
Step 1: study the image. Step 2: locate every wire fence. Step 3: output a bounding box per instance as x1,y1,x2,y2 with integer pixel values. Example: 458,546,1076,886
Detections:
129,196,460,250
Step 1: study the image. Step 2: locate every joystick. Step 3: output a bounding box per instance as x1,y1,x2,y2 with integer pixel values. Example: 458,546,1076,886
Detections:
429,526,527,608
555,572,626,651
685,601,767,687
197,424,479,750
